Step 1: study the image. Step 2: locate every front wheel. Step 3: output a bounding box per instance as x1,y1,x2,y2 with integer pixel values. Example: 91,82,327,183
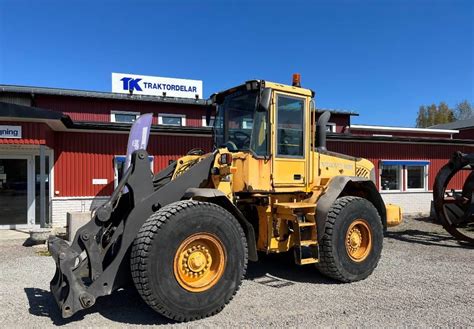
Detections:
130,200,247,322
317,196,383,282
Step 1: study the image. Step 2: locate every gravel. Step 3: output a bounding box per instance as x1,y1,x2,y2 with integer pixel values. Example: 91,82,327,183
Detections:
0,217,473,328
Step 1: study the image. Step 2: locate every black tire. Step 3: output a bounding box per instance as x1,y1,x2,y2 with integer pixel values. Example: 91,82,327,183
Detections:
130,200,247,322
317,196,383,282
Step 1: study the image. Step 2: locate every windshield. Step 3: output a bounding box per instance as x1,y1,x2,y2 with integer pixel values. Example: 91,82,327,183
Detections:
214,89,268,155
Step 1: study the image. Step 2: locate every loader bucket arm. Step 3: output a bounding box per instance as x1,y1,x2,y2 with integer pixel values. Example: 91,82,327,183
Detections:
48,149,215,318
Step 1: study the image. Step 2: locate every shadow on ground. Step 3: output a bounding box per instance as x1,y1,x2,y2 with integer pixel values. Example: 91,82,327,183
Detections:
24,287,175,326
385,218,474,249
246,252,337,285
24,254,337,325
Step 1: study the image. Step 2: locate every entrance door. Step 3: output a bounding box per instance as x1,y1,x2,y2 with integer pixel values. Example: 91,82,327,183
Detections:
0,156,33,228
272,92,307,188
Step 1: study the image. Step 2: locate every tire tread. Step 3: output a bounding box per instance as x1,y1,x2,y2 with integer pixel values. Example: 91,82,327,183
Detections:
317,196,382,282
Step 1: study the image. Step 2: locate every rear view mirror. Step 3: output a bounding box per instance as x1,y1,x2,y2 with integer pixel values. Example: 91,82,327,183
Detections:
259,88,271,112
205,105,214,126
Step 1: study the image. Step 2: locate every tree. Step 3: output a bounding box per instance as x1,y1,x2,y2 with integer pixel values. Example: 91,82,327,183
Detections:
437,102,454,124
454,100,473,121
415,102,455,128
416,105,428,128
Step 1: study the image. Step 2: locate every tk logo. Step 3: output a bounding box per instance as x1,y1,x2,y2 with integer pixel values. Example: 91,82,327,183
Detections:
121,77,143,92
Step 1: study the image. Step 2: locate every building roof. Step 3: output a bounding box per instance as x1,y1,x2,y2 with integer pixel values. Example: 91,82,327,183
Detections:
0,84,358,117
429,118,474,130
328,132,473,145
0,84,209,107
350,124,458,134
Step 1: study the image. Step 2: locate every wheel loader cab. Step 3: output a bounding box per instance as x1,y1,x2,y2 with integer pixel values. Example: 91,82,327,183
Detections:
211,80,315,192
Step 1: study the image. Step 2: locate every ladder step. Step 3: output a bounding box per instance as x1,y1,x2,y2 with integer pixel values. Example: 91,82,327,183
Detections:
297,221,316,227
299,240,317,246
294,244,319,265
297,258,319,265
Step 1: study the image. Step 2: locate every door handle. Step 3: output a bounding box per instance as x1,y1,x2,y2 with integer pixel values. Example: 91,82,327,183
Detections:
294,174,302,180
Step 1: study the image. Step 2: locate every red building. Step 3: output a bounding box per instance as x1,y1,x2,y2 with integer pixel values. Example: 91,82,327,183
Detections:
0,84,472,229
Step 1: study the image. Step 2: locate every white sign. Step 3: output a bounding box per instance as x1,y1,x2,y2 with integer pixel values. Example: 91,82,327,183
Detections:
0,125,21,139
112,73,203,99
92,178,108,185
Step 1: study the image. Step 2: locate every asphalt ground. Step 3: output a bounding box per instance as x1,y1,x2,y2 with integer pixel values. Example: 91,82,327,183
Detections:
0,217,473,328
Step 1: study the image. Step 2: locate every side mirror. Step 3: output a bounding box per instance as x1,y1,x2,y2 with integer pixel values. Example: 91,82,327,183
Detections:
205,105,215,126
258,88,272,112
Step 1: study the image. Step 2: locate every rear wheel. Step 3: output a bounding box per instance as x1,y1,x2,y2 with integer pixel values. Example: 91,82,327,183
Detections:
317,196,383,282
130,200,247,322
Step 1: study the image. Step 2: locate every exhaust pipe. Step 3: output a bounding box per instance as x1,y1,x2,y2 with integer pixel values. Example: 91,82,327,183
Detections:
316,111,331,151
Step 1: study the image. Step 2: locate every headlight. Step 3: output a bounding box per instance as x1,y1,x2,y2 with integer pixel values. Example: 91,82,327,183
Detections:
218,153,233,165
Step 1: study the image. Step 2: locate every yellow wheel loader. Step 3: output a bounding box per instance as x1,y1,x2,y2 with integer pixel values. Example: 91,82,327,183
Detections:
48,75,402,322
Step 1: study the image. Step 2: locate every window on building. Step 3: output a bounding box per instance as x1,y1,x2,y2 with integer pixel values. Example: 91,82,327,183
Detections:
380,165,401,191
158,113,186,126
326,123,336,132
202,116,215,127
114,155,154,188
406,165,427,190
380,161,429,192
276,95,305,157
111,111,140,123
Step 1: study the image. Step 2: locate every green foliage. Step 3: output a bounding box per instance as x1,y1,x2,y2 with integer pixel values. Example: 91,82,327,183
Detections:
415,102,455,127
454,100,473,121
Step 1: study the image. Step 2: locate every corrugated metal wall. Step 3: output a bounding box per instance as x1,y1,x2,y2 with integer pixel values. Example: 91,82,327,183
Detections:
0,121,54,146
35,95,205,127
328,140,473,190
457,128,474,139
315,113,350,133
54,131,472,197
54,132,212,196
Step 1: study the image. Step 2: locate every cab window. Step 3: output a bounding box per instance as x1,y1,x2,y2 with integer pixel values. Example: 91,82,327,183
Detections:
276,95,305,157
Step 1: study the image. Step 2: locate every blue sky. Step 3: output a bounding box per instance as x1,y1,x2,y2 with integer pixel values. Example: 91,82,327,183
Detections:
0,0,472,126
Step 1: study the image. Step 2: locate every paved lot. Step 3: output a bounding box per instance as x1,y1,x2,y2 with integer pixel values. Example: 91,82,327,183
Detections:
0,218,473,328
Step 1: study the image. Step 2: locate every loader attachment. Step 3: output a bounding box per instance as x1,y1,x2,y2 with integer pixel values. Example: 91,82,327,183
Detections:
48,149,215,318
433,151,474,245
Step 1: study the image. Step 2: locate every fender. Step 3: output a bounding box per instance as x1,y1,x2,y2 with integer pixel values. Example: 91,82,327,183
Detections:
316,176,387,241
183,188,258,262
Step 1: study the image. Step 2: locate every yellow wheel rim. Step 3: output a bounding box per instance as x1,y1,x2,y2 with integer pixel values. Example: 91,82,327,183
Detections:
174,233,226,292
345,219,372,262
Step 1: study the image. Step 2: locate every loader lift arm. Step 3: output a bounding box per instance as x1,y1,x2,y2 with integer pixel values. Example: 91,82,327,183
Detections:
48,150,216,318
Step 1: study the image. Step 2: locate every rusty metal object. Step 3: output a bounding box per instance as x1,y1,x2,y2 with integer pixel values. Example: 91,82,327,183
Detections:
433,152,474,245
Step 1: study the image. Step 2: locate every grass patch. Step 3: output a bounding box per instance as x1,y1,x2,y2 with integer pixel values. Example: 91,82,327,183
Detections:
36,249,51,256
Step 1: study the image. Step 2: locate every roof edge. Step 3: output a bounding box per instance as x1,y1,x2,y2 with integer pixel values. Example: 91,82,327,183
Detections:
0,84,209,107
350,124,458,134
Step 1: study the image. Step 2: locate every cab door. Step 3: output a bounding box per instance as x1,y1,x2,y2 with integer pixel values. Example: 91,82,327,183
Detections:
272,92,308,188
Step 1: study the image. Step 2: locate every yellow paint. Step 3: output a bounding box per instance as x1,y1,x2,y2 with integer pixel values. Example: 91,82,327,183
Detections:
231,152,272,192
264,81,313,97
172,154,203,180
386,204,403,227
